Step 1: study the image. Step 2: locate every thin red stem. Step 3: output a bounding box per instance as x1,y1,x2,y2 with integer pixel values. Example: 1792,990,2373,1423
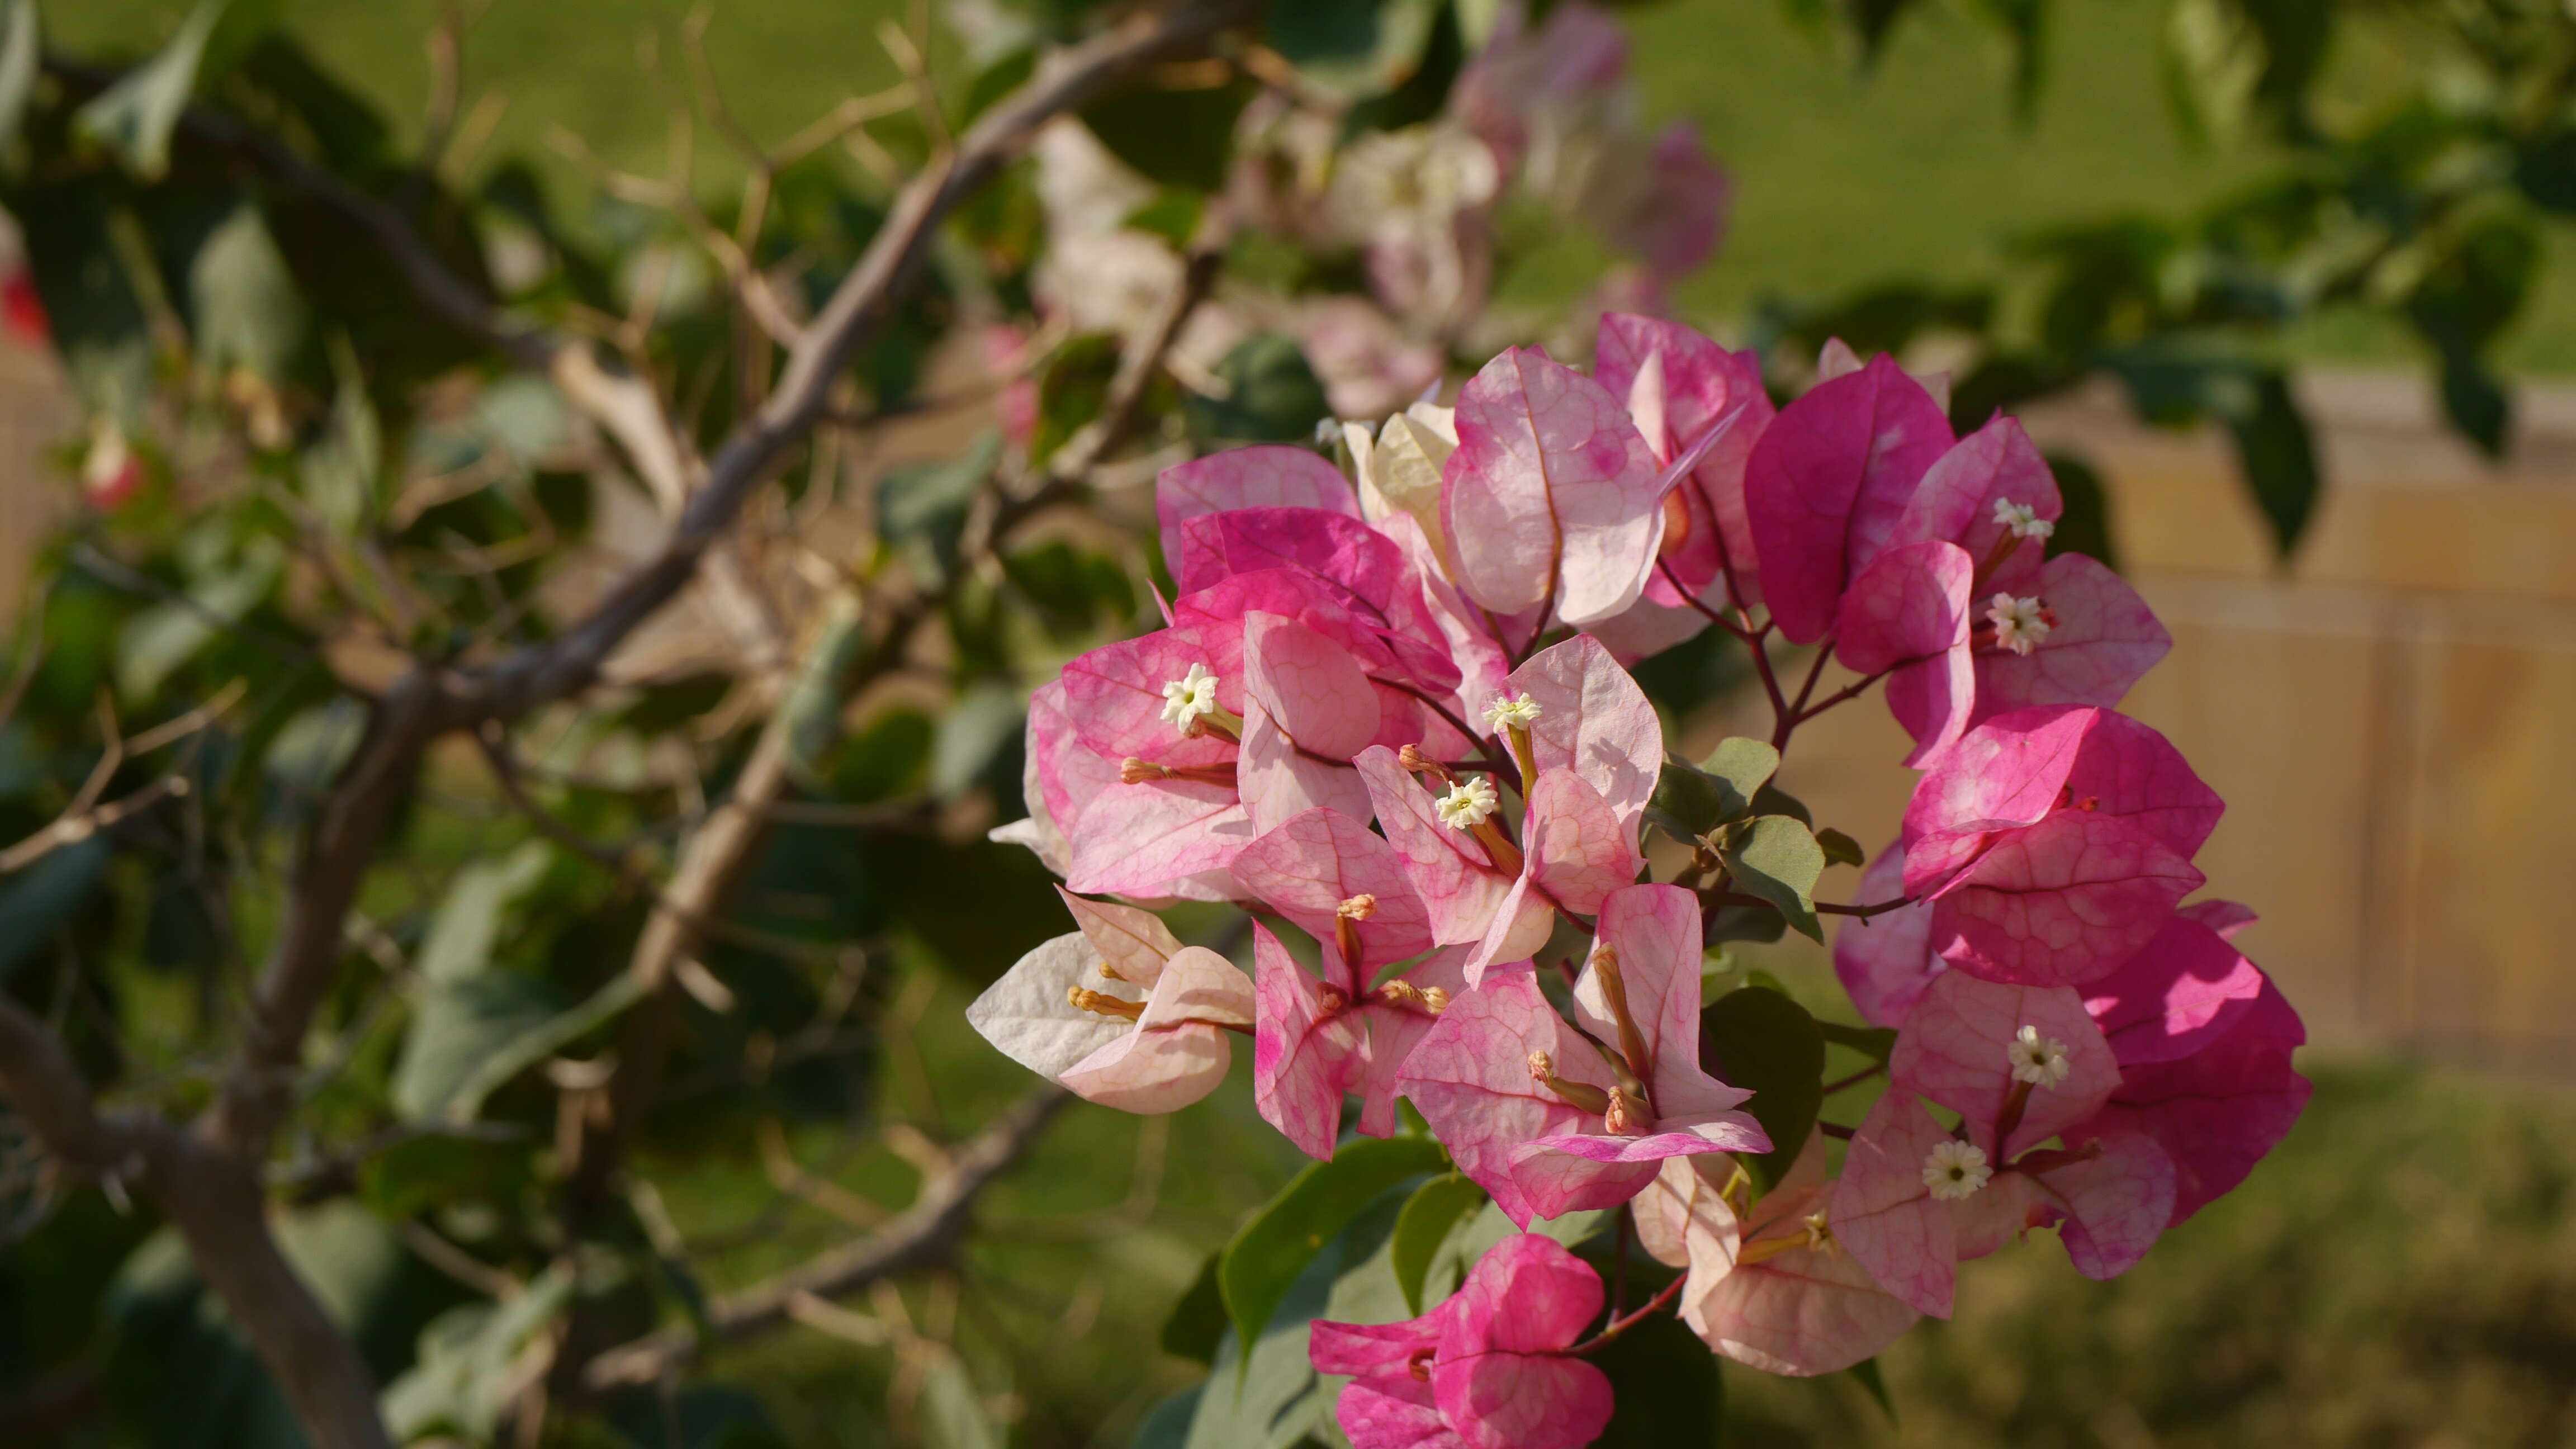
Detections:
1574,1272,1687,1354
1822,1061,1886,1096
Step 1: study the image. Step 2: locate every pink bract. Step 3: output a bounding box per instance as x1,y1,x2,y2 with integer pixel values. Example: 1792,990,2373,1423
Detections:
1238,612,1382,832
1593,312,1772,611
1835,539,1976,766
1250,921,1462,1159
1311,1233,1613,1449
1396,973,1626,1227
1830,841,1943,1028
1156,445,1357,565
1968,554,2171,727
2082,978,2310,1223
1891,970,2120,1157
1229,807,1436,967
2081,913,2269,1067
1498,633,1665,832
1884,413,2059,585
1830,1090,1963,1317
1743,352,1954,643
1444,347,1665,626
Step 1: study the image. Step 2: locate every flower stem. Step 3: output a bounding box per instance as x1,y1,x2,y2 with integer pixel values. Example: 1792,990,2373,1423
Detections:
1573,1272,1688,1354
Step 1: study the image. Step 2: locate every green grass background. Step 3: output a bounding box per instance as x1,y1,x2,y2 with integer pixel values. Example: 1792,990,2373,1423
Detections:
34,2,2576,1445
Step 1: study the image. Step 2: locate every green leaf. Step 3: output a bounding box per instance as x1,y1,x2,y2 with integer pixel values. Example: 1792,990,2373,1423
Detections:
1699,986,1826,1191
1218,1135,1446,1363
381,1266,574,1442
1161,1252,1228,1365
1646,753,1726,840
1703,902,1788,947
1079,74,1254,193
1131,1386,1206,1449
0,837,108,986
190,202,305,384
1123,190,1205,250
780,591,869,789
0,0,39,160
878,431,1002,586
931,682,1025,801
1030,333,1121,467
1267,0,1445,101
1699,737,1780,807
71,0,281,179
1187,335,1332,445
1818,1021,1901,1061
2041,452,2119,570
1720,815,1826,942
1390,1172,1488,1314
414,841,553,987
1750,779,1812,827
2218,369,2319,558
1593,1310,1723,1447
917,1346,1005,1449
1815,826,1865,868
112,543,282,702
1002,540,1135,641
959,44,1036,126
1848,1355,1897,1418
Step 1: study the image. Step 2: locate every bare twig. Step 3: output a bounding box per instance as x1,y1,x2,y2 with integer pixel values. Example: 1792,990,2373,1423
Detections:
580,1086,1068,1393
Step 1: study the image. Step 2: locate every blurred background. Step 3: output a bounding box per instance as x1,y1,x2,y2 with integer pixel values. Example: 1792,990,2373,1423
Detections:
2,0,2575,1446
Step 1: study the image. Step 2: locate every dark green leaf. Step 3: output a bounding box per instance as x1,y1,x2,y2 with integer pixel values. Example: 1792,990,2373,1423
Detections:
780,592,870,789
1390,1172,1488,1314
0,837,108,986
1268,0,1445,101
1124,191,1205,249
2219,370,2318,558
1593,1310,1723,1447
878,432,1002,586
1848,1355,1897,1417
1700,985,1826,1191
1188,335,1333,445
932,682,1025,800
0,0,38,159
1646,753,1726,840
1161,1253,1228,1365
1132,1385,1206,1449
960,44,1036,126
1031,334,1121,467
382,1266,575,1442
1703,902,1788,947
1003,540,1135,641
1814,826,1865,868
1219,1135,1446,1362
1079,74,1254,193
2041,452,2119,569
189,201,304,383
1700,736,1780,804
1750,779,1811,827
1720,815,1825,942
1818,1021,1900,1061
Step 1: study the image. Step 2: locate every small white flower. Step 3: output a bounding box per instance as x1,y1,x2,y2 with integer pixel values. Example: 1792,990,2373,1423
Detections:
1986,594,2052,656
1159,663,1220,732
1436,775,1500,830
1482,692,1542,733
1992,498,2056,541
1921,1140,1992,1201
2007,1024,2073,1087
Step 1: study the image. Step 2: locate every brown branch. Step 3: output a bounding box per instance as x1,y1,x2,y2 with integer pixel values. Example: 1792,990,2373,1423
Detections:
579,1085,1068,1394
0,999,393,1449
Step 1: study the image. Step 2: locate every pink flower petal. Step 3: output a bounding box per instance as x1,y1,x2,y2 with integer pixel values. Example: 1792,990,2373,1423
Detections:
1063,780,1257,899
1831,841,1944,1028
1594,312,1773,610
1500,634,1664,833
1058,623,1244,769
1445,348,1665,626
1253,922,1365,1160
1668,1148,1921,1375
1744,354,1954,644
1836,541,1974,676
1929,809,2206,988
1059,1022,1232,1112
1969,554,2171,726
1397,974,1611,1227
1886,414,2059,568
1229,808,1437,968
2081,913,2268,1067
2026,1128,2177,1280
1052,885,1184,988
1156,444,1357,564
1829,1090,1961,1318
2083,981,2309,1223
1356,746,1516,949
1239,613,1381,831
1522,767,1648,915
2179,897,2259,940
1891,970,2119,1157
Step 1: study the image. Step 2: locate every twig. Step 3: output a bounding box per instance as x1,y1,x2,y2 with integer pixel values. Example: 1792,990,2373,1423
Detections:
579,1086,1068,1392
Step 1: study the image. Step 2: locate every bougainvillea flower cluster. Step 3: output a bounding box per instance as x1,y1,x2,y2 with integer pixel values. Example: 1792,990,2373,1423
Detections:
972,311,2307,1442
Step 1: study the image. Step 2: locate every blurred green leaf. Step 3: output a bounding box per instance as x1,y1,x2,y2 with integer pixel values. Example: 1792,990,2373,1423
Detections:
2041,451,2118,569
932,681,1025,801
918,1347,1004,1449
1188,335,1332,445
1700,984,1826,1191
1268,0,1444,101
1031,333,1120,468
1593,1310,1723,1446
1390,1172,1487,1314
1132,1385,1206,1449
1078,74,1254,193
189,202,304,385
1161,1252,1228,1365
1123,190,1204,249
0,0,38,160
1818,1021,1900,1060
381,1266,574,1443
1219,1135,1445,1364
879,432,1002,587
2220,369,2319,558
0,837,108,986
1720,815,1825,941
73,0,282,178
1849,1355,1897,1417
780,591,869,789
1002,540,1135,642
959,44,1036,126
